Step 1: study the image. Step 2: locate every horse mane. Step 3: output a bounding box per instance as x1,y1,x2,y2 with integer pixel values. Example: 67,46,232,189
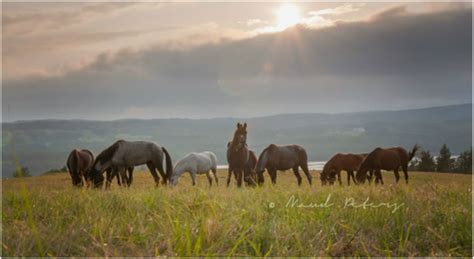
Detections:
96,140,124,163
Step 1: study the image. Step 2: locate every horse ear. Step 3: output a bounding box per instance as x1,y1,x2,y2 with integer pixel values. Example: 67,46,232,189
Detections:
236,122,241,128
243,122,247,129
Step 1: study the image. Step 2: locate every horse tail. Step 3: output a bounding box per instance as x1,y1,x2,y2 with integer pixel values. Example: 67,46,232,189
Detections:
408,144,420,161
72,149,80,172
162,147,173,180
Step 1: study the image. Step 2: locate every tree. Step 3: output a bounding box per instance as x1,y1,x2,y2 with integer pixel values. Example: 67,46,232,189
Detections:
416,150,436,172
454,148,472,173
436,144,454,172
13,167,31,178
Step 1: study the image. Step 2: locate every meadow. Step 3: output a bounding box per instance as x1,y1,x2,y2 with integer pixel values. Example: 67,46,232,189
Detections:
2,169,472,257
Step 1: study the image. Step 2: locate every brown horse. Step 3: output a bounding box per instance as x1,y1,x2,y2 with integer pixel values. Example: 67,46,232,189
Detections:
66,149,94,187
226,122,254,187
356,145,419,184
320,153,368,186
256,144,312,186
226,146,257,187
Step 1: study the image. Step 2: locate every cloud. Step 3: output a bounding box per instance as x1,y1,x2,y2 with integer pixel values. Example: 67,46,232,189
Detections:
239,19,269,27
3,3,138,36
308,4,363,17
3,7,472,121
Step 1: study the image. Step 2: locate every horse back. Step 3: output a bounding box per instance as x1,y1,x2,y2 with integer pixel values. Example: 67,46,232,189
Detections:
373,147,404,169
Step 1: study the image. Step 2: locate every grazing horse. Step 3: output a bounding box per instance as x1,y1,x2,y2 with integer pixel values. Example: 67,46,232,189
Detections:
226,146,257,187
90,140,173,188
256,144,312,186
67,149,94,187
169,151,218,186
226,122,254,187
356,145,419,184
320,153,368,186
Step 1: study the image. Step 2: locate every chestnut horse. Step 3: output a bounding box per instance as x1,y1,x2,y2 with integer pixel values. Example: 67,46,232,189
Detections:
320,153,368,186
356,145,419,184
67,149,94,187
226,122,255,187
256,144,312,186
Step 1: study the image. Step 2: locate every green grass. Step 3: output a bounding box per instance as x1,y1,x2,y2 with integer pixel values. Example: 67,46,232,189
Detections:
2,170,472,256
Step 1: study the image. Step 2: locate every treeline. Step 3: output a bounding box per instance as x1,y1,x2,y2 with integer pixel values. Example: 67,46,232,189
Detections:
410,144,472,173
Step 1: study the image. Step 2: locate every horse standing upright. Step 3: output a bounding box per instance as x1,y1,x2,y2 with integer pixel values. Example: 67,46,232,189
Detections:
256,144,312,186
226,146,257,187
66,149,94,187
89,140,173,188
356,145,419,184
226,122,255,187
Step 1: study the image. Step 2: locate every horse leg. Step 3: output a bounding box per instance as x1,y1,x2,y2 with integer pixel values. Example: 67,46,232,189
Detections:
367,170,373,184
376,170,384,185
146,162,160,187
190,171,197,186
269,169,277,185
212,168,219,186
226,166,233,187
292,166,302,186
393,168,400,183
206,171,213,187
402,165,409,184
117,167,128,188
115,169,121,186
337,170,342,186
155,162,167,185
105,168,114,189
235,168,243,187
350,170,356,185
300,163,312,185
127,167,134,186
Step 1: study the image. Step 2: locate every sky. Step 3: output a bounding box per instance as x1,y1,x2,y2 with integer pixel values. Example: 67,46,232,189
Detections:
2,2,472,121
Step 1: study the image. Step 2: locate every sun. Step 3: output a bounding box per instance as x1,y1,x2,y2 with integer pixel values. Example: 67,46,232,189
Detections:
276,4,301,30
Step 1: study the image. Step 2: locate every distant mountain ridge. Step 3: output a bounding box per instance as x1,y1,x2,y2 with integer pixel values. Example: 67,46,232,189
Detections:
2,104,471,177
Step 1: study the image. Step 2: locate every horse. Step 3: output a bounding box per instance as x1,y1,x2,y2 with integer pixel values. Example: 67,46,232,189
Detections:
356,144,419,184
256,144,312,186
90,140,173,188
320,153,368,186
226,122,255,187
66,149,94,187
169,151,218,187
226,146,257,187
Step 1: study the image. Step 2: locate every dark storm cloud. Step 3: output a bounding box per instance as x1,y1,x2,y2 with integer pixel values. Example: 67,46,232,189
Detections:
3,7,471,121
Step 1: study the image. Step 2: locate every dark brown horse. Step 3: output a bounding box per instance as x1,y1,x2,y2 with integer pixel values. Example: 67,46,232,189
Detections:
320,153,368,186
66,149,94,187
226,145,257,187
256,144,312,186
356,145,419,184
226,122,254,187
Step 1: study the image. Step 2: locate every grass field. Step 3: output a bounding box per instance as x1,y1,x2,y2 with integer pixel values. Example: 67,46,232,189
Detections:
2,169,472,256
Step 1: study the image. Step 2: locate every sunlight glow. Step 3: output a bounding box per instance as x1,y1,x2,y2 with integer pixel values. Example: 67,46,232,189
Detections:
276,4,301,30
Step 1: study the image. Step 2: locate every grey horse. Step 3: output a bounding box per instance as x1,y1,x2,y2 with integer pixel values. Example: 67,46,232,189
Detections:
90,140,173,188
170,151,218,186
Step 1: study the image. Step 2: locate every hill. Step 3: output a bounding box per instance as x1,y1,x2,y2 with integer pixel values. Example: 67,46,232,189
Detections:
2,104,471,177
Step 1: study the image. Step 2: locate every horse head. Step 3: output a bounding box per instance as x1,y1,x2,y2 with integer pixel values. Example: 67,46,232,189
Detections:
231,122,247,152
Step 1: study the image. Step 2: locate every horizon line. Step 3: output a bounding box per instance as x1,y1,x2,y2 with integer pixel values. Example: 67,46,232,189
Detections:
3,102,471,124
